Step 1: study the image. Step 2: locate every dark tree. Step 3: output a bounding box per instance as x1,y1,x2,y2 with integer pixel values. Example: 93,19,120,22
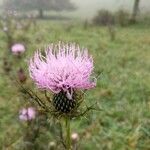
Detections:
130,0,140,23
3,0,76,18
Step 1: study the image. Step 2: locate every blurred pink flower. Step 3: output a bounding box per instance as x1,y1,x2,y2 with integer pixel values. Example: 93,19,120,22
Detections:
19,107,36,121
11,43,25,55
29,42,96,98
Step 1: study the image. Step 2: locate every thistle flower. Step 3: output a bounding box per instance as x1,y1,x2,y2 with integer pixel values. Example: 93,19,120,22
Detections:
19,107,36,121
29,42,96,113
11,43,25,55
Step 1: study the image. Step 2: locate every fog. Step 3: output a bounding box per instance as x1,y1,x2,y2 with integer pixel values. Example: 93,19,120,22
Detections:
71,0,150,19
1,0,150,19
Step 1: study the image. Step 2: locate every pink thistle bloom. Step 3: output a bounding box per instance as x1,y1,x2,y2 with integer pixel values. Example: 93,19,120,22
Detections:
19,107,36,121
11,43,25,55
29,43,96,99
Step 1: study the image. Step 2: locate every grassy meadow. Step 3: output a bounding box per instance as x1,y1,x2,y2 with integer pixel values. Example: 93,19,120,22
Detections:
0,20,150,150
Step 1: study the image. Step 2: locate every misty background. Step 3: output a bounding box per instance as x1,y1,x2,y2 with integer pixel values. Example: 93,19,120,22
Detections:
1,0,150,19
70,0,150,19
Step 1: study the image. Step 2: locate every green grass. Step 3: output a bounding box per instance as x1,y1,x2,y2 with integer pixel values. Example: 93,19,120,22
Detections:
0,20,150,150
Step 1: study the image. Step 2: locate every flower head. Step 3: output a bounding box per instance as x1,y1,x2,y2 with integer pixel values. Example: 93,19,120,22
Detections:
11,43,25,55
29,42,96,113
29,43,95,93
19,107,36,121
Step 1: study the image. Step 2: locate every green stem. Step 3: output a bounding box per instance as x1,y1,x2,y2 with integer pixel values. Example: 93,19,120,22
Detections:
65,117,71,150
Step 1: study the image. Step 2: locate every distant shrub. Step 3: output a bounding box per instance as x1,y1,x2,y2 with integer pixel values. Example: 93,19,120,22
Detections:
93,9,115,26
115,10,130,26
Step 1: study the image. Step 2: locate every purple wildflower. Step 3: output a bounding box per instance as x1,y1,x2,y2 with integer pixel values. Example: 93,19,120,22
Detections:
29,42,96,113
29,43,95,94
19,107,36,121
11,43,25,55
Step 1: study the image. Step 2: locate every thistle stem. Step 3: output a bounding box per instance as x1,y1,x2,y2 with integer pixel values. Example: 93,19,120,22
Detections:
65,117,71,150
